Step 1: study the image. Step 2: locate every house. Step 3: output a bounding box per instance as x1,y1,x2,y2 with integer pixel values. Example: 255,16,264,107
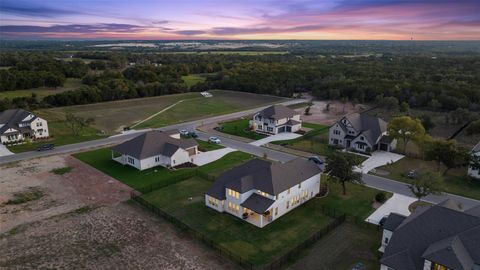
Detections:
111,130,198,170
205,158,322,228
249,105,302,135
0,109,49,144
468,142,480,179
329,113,396,153
380,199,480,270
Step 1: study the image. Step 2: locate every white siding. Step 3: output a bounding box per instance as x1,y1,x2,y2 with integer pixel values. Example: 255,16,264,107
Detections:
30,117,49,138
468,152,480,179
379,229,392,253
329,124,346,147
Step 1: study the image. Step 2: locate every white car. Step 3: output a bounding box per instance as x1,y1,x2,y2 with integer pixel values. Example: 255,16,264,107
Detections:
208,136,221,144
179,129,189,136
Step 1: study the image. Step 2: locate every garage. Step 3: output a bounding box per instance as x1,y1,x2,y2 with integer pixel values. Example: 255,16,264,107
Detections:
278,126,286,133
286,126,292,132
379,143,389,151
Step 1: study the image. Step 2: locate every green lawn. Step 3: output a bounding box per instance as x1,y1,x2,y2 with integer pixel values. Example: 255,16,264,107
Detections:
375,157,480,200
0,78,83,100
141,176,382,266
181,74,206,88
196,139,224,152
219,118,267,140
8,121,105,153
73,148,253,190
271,122,333,156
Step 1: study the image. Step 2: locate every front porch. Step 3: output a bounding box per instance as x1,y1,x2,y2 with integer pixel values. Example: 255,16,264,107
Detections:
242,208,273,228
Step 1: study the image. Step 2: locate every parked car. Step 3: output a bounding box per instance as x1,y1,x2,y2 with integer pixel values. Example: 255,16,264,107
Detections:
190,131,198,138
179,129,189,136
406,170,417,179
308,156,324,165
37,144,55,151
208,137,221,144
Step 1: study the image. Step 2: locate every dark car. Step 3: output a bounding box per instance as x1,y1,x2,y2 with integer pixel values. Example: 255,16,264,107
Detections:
308,156,324,165
379,216,388,227
406,170,417,179
37,144,55,151
190,131,198,138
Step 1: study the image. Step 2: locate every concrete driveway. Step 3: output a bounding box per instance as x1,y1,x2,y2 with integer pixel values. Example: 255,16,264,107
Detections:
0,144,13,157
354,151,404,173
250,133,302,146
191,147,236,166
365,193,416,224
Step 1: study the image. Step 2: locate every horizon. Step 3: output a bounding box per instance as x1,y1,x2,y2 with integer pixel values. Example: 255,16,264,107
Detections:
1,0,479,40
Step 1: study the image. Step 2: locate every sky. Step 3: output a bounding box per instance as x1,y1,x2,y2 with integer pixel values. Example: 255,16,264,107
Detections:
0,0,479,40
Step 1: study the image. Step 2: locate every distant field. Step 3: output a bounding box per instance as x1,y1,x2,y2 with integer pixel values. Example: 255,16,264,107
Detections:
181,74,206,88
162,51,289,55
0,78,83,100
36,90,285,134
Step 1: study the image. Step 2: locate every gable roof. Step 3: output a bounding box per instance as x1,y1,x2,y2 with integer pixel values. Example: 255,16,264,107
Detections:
257,105,298,120
0,109,38,135
381,200,480,270
206,158,322,200
341,113,387,145
383,213,407,231
112,130,197,160
240,193,275,214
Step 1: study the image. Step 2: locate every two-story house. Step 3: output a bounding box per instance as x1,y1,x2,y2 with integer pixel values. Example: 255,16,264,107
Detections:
205,158,322,228
250,105,302,135
112,130,198,170
0,109,49,144
329,113,396,153
468,142,480,179
380,199,480,270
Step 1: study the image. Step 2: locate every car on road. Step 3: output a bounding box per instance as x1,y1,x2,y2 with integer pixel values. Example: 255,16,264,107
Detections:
308,156,326,170
37,144,55,151
179,129,189,136
208,136,221,144
190,131,198,138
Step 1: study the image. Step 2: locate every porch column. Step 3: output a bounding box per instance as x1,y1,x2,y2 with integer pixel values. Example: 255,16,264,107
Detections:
260,214,263,227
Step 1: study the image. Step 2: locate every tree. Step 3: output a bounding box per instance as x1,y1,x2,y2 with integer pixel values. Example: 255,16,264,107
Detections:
304,105,311,115
65,112,94,136
388,116,426,154
420,114,435,131
425,139,470,175
325,152,362,195
399,102,410,114
466,119,480,135
408,172,443,201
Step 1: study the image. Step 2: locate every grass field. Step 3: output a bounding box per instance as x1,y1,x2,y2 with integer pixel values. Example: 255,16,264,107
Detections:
162,51,289,55
375,157,480,200
219,118,267,140
0,78,83,100
181,74,206,88
8,121,104,153
73,148,253,190
135,90,285,129
141,177,380,266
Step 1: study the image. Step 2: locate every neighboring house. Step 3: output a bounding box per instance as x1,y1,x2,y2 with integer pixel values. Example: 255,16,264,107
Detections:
329,113,396,153
468,142,480,179
205,158,322,228
250,105,302,135
0,108,49,144
111,130,198,170
380,199,480,270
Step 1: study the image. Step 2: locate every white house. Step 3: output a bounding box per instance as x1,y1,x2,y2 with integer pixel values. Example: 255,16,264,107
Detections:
379,199,480,270
468,142,480,179
111,130,198,171
249,105,302,135
329,113,396,154
205,158,322,228
0,109,49,144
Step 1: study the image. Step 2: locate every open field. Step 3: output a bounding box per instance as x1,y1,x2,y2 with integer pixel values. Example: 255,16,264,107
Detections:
0,78,83,100
219,118,267,140
0,155,232,269
182,74,206,88
375,157,480,200
74,148,253,190
135,90,286,129
161,51,289,55
141,176,382,266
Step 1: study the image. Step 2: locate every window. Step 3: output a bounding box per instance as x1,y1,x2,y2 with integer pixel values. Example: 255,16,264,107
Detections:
287,188,290,194
357,144,365,150
286,201,290,209
228,202,240,212
298,183,301,188
36,122,42,127
267,127,274,132
275,207,278,216
127,157,135,164
257,190,269,197
384,237,389,244
227,189,240,199
155,157,160,162
360,136,364,141
208,197,219,206
333,129,341,135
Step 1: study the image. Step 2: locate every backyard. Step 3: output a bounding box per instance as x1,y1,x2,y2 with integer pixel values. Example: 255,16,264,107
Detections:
271,123,332,156
140,176,383,266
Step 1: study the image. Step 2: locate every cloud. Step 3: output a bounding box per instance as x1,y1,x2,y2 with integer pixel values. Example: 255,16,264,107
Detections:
0,23,147,33
1,2,82,18
210,25,327,35
173,30,207,36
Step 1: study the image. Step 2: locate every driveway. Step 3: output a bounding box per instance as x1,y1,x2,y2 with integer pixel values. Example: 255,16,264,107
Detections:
250,133,302,146
191,147,236,166
354,151,404,173
0,144,13,157
365,193,416,224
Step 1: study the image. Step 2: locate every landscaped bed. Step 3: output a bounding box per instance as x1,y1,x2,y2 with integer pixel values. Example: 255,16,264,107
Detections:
140,176,382,266
73,148,253,190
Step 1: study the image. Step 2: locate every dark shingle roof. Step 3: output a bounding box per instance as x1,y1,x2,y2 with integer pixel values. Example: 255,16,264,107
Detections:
383,213,407,231
240,193,275,214
0,109,38,134
206,158,322,200
257,105,298,120
422,236,474,270
112,130,197,159
342,113,387,145
381,200,480,270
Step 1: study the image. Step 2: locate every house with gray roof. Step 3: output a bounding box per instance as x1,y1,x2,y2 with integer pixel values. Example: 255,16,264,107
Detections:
111,130,198,170
380,199,480,270
329,113,396,153
205,158,322,228
0,109,49,144
249,105,302,135
467,142,480,179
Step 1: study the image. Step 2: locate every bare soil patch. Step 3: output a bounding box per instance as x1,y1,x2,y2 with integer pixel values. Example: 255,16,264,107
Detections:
295,101,368,126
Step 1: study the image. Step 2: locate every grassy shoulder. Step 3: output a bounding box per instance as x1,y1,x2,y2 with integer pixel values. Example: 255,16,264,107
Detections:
8,121,105,153
196,139,224,152
73,148,253,190
141,176,382,266
375,157,480,200
219,118,267,140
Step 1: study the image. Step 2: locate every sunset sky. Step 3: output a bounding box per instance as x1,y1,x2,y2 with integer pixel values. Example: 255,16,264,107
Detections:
1,0,479,40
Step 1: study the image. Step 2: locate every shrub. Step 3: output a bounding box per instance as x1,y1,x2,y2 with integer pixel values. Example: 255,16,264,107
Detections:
51,166,72,175
375,192,387,203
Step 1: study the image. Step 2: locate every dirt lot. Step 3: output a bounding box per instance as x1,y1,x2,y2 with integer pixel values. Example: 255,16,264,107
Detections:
0,155,234,269
294,101,368,126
